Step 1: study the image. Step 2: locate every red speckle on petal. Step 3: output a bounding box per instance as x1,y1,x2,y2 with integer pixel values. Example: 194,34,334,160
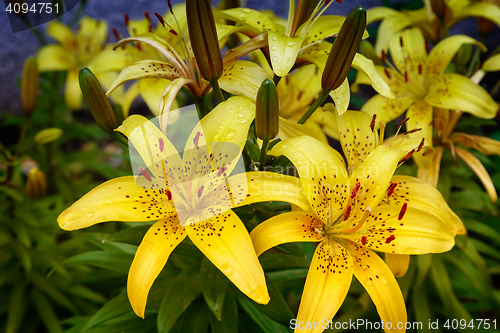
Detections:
198,185,204,198
384,68,391,79
166,190,172,200
159,138,164,152
381,50,386,62
217,166,227,177
193,132,201,149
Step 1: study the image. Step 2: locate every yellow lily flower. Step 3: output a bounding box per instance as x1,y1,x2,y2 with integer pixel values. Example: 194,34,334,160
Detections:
250,111,464,333
36,16,127,110
58,97,274,317
367,0,500,53
357,28,497,168
107,9,271,129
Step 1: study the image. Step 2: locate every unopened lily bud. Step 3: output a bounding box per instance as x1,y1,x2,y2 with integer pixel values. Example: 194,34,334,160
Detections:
34,128,63,145
79,68,118,132
478,17,494,39
26,167,47,199
255,78,279,140
21,57,39,115
186,0,223,81
359,40,383,66
321,6,366,92
431,0,447,19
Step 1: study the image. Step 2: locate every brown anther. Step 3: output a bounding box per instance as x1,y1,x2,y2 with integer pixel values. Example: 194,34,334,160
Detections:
166,190,172,200
137,43,142,51
417,138,425,152
399,36,404,47
405,71,408,82
381,49,386,62
140,167,152,181
370,114,377,132
398,149,415,166
397,117,409,130
144,10,151,21
124,13,129,26
385,235,396,243
384,67,391,79
425,40,430,54
351,182,361,199
404,128,421,135
170,29,178,35
343,205,352,220
418,64,422,75
387,182,397,197
398,203,407,220
112,27,120,40
155,12,165,27
148,25,153,32
167,0,174,15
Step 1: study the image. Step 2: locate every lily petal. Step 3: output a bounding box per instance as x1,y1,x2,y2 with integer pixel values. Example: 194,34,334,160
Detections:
46,20,76,50
65,69,82,110
455,147,498,203
389,28,427,85
427,35,485,77
385,253,410,278
107,60,181,96
128,217,186,318
341,204,456,254
426,73,497,119
88,45,128,73
270,136,348,221
352,53,394,98
452,133,500,156
278,116,328,144
406,100,433,168
483,54,500,72
36,45,75,72
329,78,350,116
122,82,141,118
57,176,176,230
337,111,377,171
186,210,269,304
344,240,406,332
298,15,367,45
220,8,277,33
77,16,108,51
374,16,412,55
219,61,271,100
268,31,306,77
450,2,500,31
158,78,192,132
389,175,465,234
295,241,353,333
250,211,323,256
231,171,310,211
139,79,172,116
417,146,443,188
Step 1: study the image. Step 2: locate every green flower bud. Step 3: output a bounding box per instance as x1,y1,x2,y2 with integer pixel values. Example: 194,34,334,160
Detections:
34,128,63,145
321,6,366,92
21,57,39,115
26,167,47,199
255,78,279,140
186,0,223,81
79,68,118,132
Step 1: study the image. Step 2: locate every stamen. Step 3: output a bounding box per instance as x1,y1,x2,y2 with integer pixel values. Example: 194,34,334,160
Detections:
124,13,129,26
425,40,430,54
370,114,377,132
405,71,408,82
379,121,386,146
144,11,151,22
395,117,409,137
381,49,386,62
399,36,404,47
384,68,391,79
342,206,372,233
343,205,352,220
336,0,342,3
417,138,425,152
155,12,165,27
166,190,172,200
418,64,422,75
398,149,415,166
351,182,361,199
112,27,121,40
387,182,397,197
385,235,395,243
167,0,174,15
140,167,152,181
148,25,153,33
404,128,421,135
170,29,178,35
398,202,407,220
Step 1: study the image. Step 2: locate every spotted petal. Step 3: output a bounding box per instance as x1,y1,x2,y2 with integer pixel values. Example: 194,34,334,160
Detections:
219,61,271,100
426,73,497,119
186,210,269,304
270,136,349,222
219,8,277,33
352,53,394,99
278,116,328,144
329,78,350,116
295,241,353,333
128,217,186,318
250,211,323,256
388,175,465,234
344,241,406,332
389,28,427,86
57,176,176,230
268,31,306,77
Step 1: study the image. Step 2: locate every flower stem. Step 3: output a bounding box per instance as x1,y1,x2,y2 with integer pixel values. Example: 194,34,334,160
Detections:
273,75,281,86
298,90,329,125
465,46,482,77
210,79,225,104
16,115,30,154
196,97,208,119
259,139,270,171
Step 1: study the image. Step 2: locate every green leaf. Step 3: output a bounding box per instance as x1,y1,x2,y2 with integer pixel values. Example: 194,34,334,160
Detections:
82,293,132,331
5,284,26,333
210,291,238,333
235,290,290,333
61,251,134,274
259,252,310,271
414,254,433,291
200,258,229,320
412,285,433,333
464,219,500,245
30,271,79,314
102,225,151,245
267,268,308,283
84,313,156,333
246,139,261,162
178,298,211,333
158,265,202,333
251,276,294,326
30,289,63,333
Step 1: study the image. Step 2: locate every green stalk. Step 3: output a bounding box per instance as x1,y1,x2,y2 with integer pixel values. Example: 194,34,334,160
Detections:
15,115,30,154
298,90,330,125
259,139,270,171
465,46,482,77
273,75,281,86
195,97,208,119
210,79,225,104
